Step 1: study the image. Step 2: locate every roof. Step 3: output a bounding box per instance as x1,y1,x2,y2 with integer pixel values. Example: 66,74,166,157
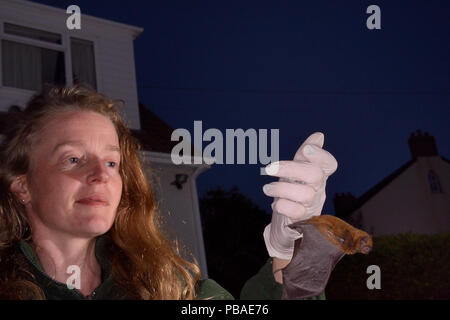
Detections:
131,103,180,154
4,0,143,39
340,154,449,218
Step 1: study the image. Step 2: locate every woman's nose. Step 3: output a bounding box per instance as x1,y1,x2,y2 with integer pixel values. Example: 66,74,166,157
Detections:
87,159,109,184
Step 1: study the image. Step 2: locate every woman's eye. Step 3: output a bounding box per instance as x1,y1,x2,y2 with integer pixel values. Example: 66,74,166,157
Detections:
67,157,79,164
106,161,117,168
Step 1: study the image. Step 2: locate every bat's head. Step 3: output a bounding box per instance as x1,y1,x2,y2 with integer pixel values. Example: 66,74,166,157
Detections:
303,215,373,255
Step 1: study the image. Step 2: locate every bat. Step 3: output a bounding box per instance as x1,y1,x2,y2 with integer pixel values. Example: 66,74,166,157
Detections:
281,214,373,300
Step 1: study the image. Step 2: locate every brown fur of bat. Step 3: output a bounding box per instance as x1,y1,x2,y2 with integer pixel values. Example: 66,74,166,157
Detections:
281,214,373,300
304,215,373,255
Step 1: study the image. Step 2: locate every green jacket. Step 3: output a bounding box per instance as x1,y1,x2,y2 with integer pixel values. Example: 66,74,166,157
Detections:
17,235,324,300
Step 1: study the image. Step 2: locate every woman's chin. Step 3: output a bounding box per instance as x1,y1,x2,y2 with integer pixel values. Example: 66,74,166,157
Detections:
73,214,115,237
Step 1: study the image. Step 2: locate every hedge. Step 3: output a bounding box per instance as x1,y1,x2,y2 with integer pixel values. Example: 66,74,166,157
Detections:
325,232,450,300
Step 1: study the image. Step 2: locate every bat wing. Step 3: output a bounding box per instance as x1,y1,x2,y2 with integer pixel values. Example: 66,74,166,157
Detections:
281,223,345,300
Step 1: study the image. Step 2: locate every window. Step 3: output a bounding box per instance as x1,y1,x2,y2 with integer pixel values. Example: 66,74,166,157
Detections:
428,170,442,193
2,40,66,91
1,23,98,91
1,23,66,91
4,23,61,44
71,37,97,89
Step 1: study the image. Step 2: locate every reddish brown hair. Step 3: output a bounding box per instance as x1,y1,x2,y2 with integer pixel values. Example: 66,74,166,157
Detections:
0,85,200,299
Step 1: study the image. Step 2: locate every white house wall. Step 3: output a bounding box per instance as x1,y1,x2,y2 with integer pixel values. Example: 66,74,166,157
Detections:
141,151,210,279
354,157,450,236
96,35,141,129
415,157,450,232
0,0,142,130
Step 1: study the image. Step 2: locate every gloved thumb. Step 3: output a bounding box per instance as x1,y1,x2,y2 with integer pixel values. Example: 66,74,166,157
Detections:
294,132,324,161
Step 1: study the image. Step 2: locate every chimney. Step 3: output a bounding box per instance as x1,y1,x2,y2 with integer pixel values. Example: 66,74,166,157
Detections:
408,130,438,159
333,192,357,218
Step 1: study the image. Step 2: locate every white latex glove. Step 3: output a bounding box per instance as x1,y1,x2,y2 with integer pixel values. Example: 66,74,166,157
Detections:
262,132,338,260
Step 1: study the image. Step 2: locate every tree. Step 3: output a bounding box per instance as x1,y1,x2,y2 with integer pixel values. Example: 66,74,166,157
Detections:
199,186,271,298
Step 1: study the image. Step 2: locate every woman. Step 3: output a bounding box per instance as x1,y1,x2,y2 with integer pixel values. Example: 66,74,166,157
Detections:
0,85,337,300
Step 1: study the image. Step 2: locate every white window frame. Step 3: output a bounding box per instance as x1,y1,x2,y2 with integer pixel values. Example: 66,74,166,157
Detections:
68,33,102,91
0,18,101,93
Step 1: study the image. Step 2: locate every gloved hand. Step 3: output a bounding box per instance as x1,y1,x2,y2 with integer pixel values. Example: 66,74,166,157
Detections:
262,132,338,260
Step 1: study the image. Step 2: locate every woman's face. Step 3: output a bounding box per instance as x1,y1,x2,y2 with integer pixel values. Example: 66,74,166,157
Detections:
24,110,123,239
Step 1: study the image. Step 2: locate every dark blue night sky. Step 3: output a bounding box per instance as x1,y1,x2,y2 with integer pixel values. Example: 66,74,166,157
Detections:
30,0,450,215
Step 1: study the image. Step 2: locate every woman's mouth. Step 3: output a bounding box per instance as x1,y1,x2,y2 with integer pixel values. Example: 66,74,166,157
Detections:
76,199,108,206
76,194,109,206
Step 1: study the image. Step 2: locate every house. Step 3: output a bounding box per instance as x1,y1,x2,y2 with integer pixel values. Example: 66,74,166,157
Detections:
0,0,210,277
132,104,210,278
334,130,450,236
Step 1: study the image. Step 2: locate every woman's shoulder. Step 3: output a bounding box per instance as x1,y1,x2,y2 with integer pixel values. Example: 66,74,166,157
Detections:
195,278,234,300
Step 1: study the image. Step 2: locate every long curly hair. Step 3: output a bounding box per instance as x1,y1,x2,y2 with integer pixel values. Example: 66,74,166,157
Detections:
0,85,200,299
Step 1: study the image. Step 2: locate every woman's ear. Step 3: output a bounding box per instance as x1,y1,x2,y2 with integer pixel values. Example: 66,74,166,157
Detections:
10,175,31,205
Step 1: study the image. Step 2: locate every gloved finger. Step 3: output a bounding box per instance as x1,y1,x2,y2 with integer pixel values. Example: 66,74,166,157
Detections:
264,161,323,190
294,132,324,162
263,182,316,206
272,198,308,221
300,144,338,177
271,212,303,240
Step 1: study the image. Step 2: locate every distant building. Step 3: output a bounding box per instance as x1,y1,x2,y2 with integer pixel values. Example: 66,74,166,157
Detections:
0,0,210,277
334,130,450,236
